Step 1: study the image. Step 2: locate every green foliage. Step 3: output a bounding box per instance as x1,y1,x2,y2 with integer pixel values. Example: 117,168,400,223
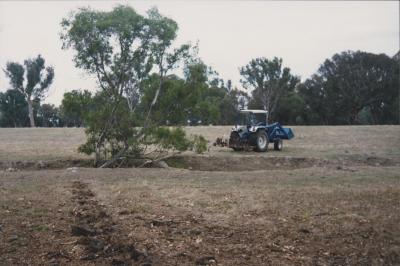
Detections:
37,104,61,127
0,89,29,127
144,127,207,154
139,61,244,126
191,134,208,154
218,89,243,125
357,106,374,125
144,127,191,151
299,51,399,125
60,90,93,127
0,89,62,128
274,92,305,125
183,62,218,124
24,56,54,99
4,55,54,127
77,91,140,157
139,74,188,125
181,61,233,125
61,5,189,109
240,57,300,121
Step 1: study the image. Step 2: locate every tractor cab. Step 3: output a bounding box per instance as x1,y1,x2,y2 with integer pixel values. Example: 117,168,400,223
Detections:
235,109,268,127
233,110,268,137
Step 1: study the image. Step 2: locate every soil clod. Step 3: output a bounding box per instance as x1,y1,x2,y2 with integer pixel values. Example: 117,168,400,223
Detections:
299,228,311,234
71,225,96,236
196,256,217,265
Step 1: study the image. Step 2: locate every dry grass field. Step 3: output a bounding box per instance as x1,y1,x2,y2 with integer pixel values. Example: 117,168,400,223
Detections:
1,126,400,265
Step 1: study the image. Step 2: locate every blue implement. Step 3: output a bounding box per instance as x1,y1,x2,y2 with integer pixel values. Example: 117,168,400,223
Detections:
266,122,294,141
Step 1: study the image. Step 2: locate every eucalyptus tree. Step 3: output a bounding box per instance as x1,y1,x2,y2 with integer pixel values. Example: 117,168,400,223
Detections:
4,55,54,127
62,6,151,107
61,5,204,167
240,57,299,121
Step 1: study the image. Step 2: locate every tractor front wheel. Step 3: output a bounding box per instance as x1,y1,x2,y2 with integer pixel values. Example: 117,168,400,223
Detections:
255,130,268,152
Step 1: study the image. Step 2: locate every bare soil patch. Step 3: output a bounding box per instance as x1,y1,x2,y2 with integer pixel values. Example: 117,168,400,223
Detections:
1,167,399,265
68,181,152,265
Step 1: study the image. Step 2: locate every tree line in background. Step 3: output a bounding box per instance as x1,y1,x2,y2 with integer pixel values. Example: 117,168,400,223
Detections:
2,50,398,127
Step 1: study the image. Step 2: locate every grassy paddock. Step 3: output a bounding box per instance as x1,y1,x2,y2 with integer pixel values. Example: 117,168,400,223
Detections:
1,125,400,161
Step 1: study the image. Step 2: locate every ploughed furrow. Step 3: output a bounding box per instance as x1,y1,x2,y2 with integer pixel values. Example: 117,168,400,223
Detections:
70,181,152,265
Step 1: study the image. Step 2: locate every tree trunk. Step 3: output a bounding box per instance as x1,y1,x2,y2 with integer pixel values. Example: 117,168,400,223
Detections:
145,73,163,125
27,98,35,127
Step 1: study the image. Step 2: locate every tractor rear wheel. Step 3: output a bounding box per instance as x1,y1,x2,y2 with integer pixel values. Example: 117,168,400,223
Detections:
274,139,283,151
255,130,268,152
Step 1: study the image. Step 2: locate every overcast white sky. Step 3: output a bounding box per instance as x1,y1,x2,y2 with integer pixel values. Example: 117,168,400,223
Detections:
0,1,398,105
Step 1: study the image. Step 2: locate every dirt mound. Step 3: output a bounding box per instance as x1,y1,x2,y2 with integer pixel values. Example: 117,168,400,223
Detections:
69,181,152,265
166,155,320,171
1,154,398,172
0,159,93,170
166,154,400,172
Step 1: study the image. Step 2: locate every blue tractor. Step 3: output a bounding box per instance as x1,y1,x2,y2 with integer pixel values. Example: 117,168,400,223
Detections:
228,109,294,152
